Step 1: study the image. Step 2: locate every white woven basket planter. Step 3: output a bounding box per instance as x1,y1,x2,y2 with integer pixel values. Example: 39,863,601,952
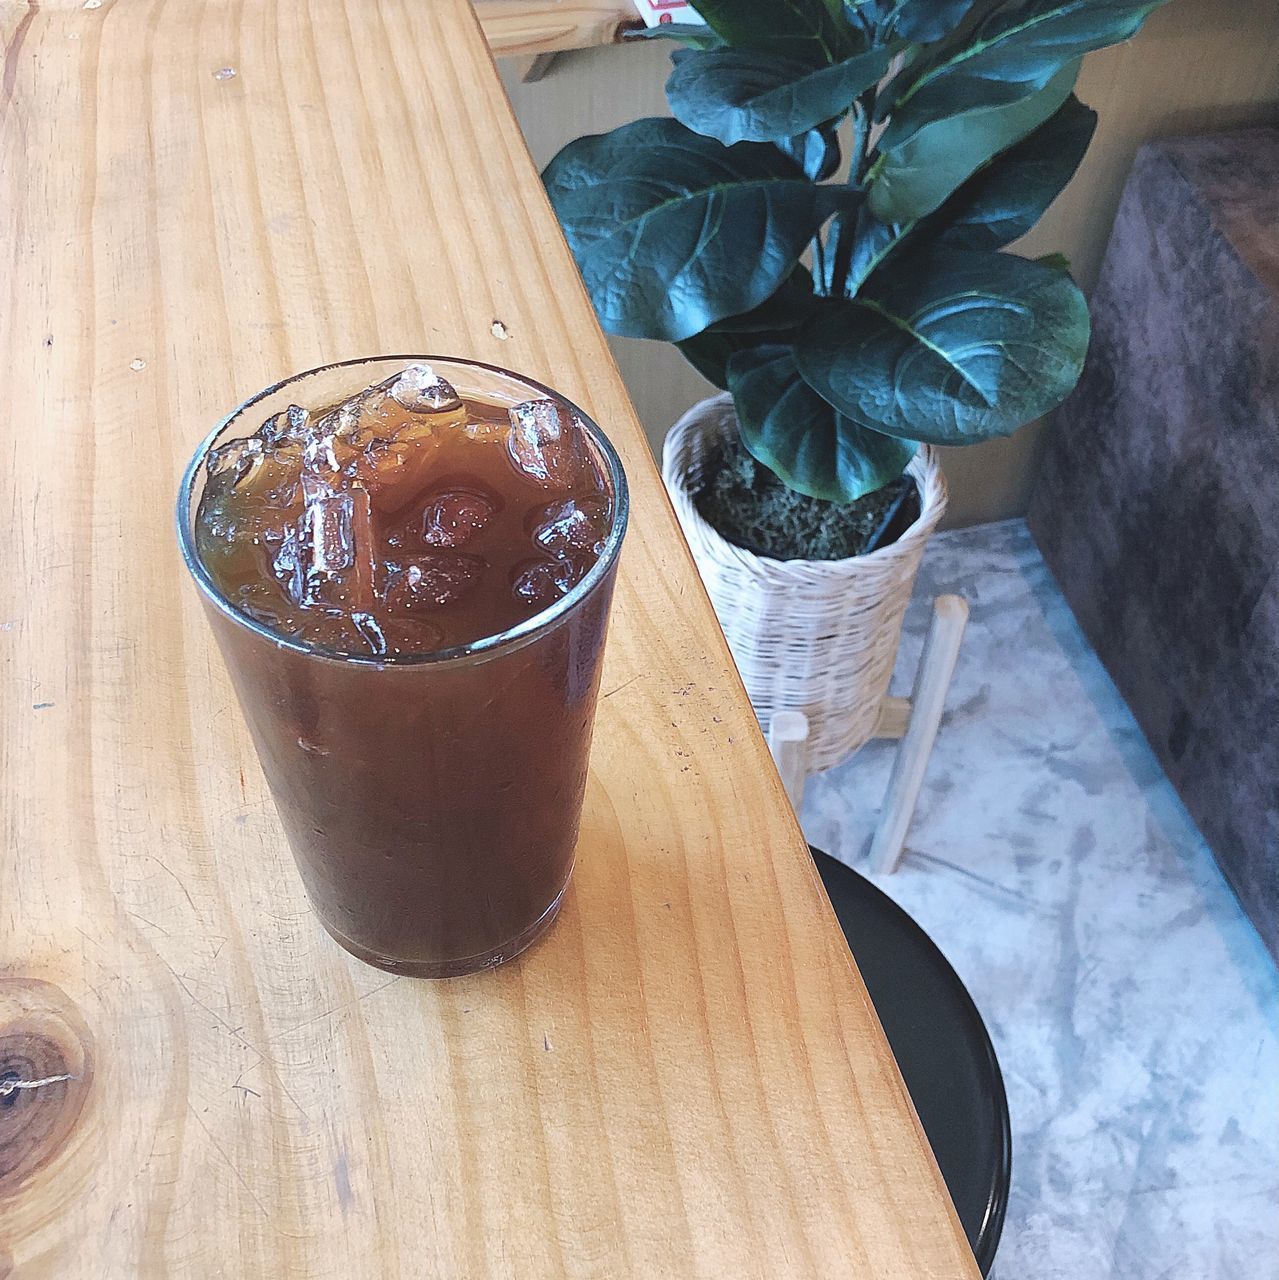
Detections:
662,393,948,773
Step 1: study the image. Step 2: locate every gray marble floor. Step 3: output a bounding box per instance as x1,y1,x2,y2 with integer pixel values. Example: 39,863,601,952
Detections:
801,520,1278,1280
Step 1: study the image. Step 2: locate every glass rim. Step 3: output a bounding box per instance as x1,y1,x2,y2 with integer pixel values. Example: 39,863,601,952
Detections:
176,354,630,668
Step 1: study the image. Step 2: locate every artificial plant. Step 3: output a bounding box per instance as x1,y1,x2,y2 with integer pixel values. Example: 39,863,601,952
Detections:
544,0,1169,507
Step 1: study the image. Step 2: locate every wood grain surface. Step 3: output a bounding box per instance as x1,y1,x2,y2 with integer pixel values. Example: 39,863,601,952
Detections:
0,1,978,1275
476,0,638,56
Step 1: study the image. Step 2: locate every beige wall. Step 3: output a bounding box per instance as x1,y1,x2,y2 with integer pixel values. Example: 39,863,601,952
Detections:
501,1,1279,526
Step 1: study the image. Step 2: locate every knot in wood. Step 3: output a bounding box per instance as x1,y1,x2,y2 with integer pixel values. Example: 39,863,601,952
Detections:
0,979,94,1197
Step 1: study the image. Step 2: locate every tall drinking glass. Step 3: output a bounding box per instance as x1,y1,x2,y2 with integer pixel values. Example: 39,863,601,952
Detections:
177,357,628,978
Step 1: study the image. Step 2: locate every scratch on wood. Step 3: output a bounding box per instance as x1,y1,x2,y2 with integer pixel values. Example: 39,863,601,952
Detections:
230,1059,265,1092
273,1075,309,1121
75,925,104,953
360,975,403,1002
186,1102,272,1219
142,852,199,915
162,960,259,1057
266,976,402,1044
124,908,170,937
603,674,641,699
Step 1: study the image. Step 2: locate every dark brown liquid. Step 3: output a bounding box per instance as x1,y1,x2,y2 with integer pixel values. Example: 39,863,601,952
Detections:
193,372,620,976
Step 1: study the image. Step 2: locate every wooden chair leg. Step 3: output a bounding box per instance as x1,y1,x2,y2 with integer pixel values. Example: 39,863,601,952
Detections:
870,595,968,875
768,710,810,812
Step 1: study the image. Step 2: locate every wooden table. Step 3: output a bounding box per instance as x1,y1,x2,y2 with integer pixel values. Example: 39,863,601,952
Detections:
0,2,979,1275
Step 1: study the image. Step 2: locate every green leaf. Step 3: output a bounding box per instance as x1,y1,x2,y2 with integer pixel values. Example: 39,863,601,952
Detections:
728,345,917,502
689,0,858,62
543,118,852,342
677,332,740,390
868,61,1078,222
666,45,891,146
832,204,902,294
709,267,817,331
627,23,725,50
1035,251,1073,273
776,123,841,180
883,0,1168,146
676,269,817,388
794,248,1089,444
836,94,1096,291
930,94,1098,250
884,0,980,43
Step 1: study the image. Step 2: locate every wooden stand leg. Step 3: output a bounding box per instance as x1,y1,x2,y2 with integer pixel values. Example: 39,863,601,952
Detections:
768,711,810,812
510,52,559,82
870,595,968,875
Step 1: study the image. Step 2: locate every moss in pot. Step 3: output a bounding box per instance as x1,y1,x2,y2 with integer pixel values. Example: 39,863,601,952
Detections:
695,432,917,560
542,0,1170,545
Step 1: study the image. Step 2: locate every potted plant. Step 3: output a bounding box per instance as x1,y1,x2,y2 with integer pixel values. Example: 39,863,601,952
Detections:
544,0,1167,768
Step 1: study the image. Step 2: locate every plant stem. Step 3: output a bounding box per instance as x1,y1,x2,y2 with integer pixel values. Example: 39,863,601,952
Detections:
812,232,829,296
850,96,871,181
828,219,854,301
826,91,876,299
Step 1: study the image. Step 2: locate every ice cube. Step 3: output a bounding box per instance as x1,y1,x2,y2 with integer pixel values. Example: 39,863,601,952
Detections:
223,404,310,507
527,497,609,558
283,477,376,611
510,555,588,608
206,434,262,485
288,612,375,656
382,616,446,656
198,433,302,588
199,505,289,590
421,486,498,548
261,403,312,447
359,431,449,513
351,611,388,657
197,513,283,597
389,364,463,415
320,367,464,445
271,523,305,604
308,367,468,513
314,381,399,450
506,399,585,489
385,554,486,611
459,399,513,444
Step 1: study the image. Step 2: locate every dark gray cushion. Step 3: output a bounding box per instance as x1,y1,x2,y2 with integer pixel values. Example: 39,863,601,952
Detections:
1029,128,1279,959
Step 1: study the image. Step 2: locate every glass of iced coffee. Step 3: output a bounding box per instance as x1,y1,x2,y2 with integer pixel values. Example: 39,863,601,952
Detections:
177,357,628,978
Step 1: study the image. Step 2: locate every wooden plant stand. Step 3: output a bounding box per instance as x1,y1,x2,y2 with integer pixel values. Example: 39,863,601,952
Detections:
768,595,969,874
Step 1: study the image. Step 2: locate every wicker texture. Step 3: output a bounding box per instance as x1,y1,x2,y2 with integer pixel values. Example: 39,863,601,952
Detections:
662,394,947,771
